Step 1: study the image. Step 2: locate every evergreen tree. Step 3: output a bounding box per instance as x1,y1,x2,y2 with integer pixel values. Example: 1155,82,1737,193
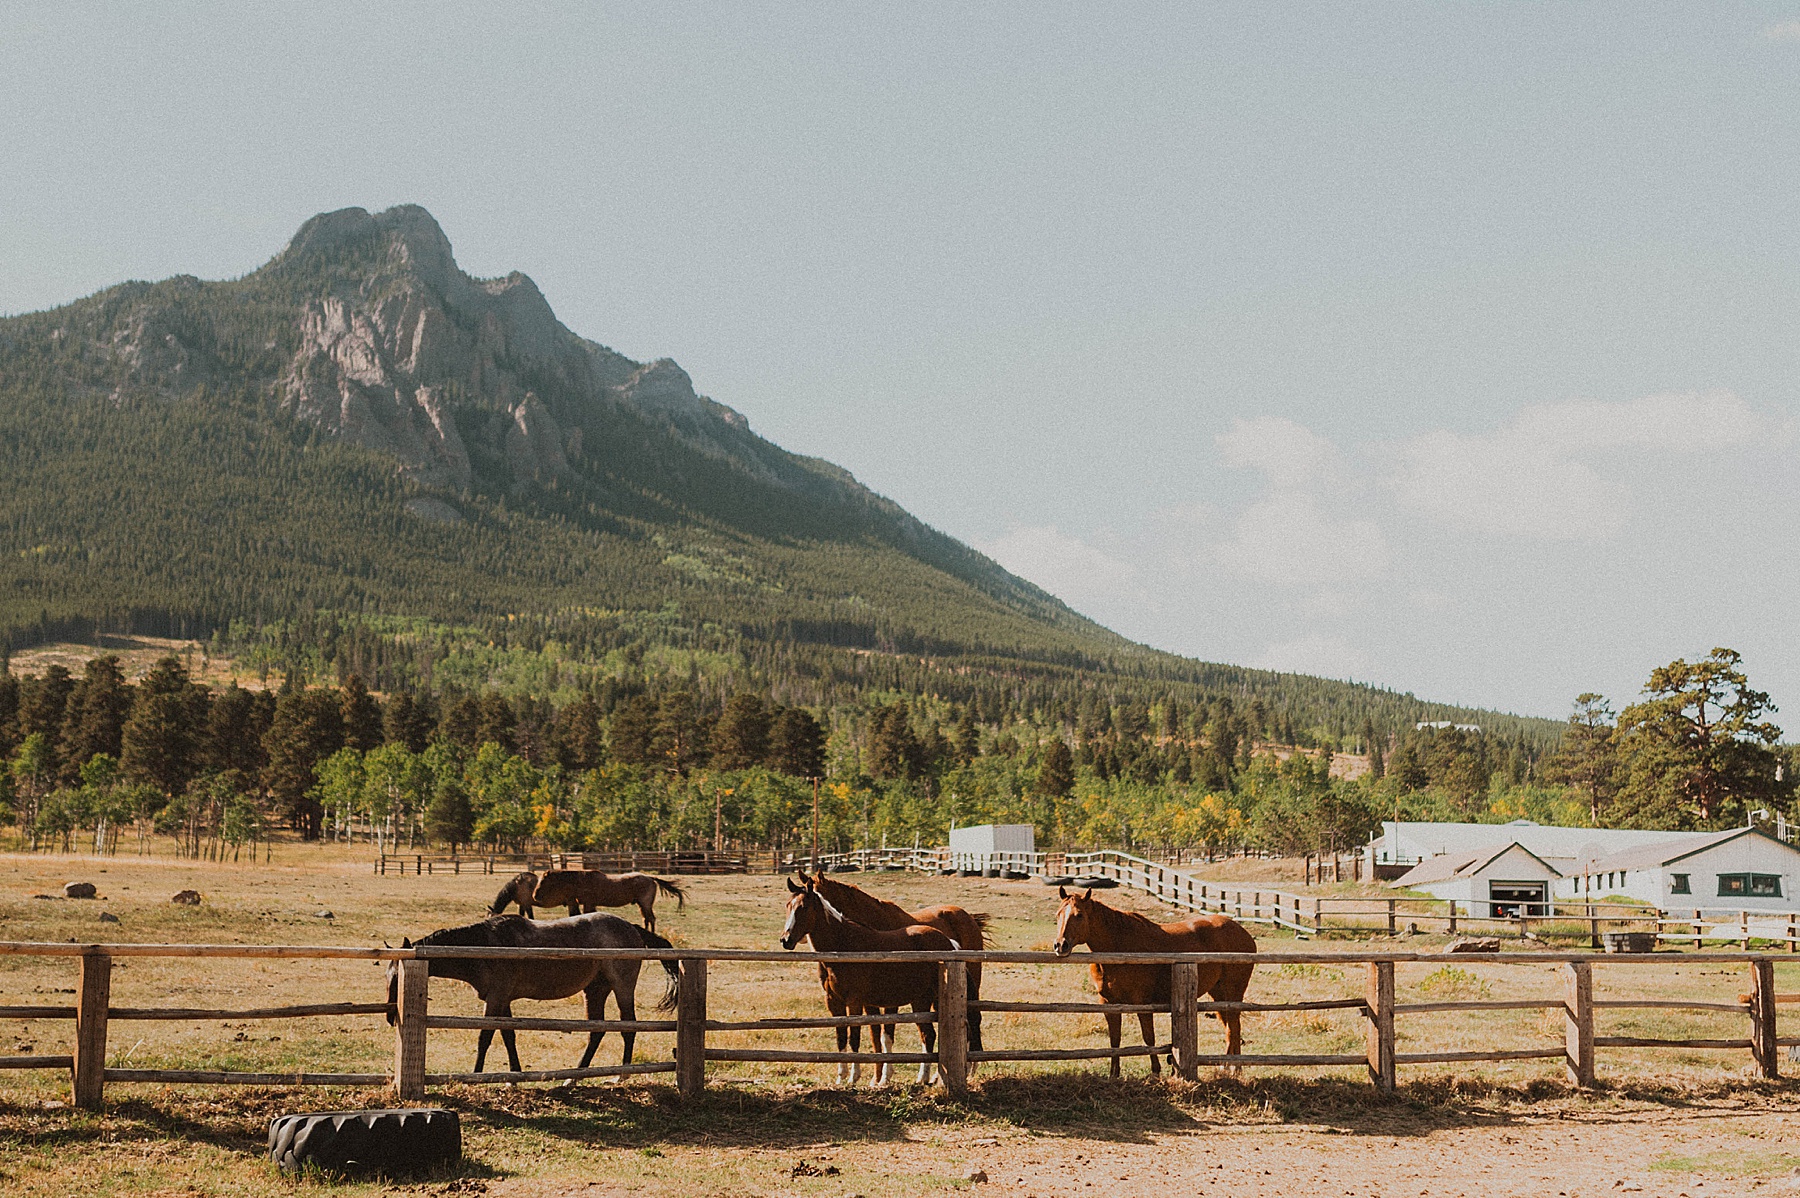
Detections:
262,686,344,838
204,682,270,777
120,657,209,800
340,674,384,752
1036,737,1075,799
710,693,772,770
18,665,74,771
867,705,921,780
1540,694,1619,823
0,671,19,759
1613,649,1788,828
651,691,708,775
58,655,131,783
607,694,658,766
475,692,517,752
766,707,825,778
424,775,473,850
439,693,481,747
382,690,434,754
954,707,980,766
549,694,606,772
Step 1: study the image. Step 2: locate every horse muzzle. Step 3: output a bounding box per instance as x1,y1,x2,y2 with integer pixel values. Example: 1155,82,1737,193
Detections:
779,935,799,951
1050,940,1071,957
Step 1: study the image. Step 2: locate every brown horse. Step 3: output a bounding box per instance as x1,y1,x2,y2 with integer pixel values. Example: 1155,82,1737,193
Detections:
802,871,990,1056
1051,886,1256,1076
780,876,953,1087
490,869,687,932
386,913,678,1076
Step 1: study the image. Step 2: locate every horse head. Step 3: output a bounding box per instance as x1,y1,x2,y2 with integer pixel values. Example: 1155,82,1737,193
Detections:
780,876,820,950
491,871,536,915
1050,886,1096,956
383,936,413,1025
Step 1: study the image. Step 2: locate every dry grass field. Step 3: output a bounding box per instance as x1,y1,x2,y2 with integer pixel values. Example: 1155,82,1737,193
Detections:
2,847,1800,1196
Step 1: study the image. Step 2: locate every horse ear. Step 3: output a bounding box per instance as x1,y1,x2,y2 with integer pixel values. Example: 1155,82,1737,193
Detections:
1082,888,1093,901
1057,886,1068,899
401,936,412,948
787,877,802,893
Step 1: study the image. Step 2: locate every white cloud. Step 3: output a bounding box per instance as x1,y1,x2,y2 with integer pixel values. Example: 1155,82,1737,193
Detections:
1766,20,1800,39
1212,490,1390,584
1215,415,1342,488
976,524,1134,612
1383,390,1767,540
1252,635,1374,680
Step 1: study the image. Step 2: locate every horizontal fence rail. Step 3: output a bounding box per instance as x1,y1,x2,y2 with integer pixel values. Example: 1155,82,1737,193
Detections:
0,941,1789,1109
375,850,753,876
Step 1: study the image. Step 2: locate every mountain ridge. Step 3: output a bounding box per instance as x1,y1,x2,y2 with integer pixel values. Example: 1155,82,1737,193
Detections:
0,205,1560,744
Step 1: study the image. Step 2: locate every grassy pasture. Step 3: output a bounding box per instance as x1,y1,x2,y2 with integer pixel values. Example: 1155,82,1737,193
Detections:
2,849,1800,1194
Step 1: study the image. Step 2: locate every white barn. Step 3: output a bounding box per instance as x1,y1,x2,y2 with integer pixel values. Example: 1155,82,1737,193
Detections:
1391,842,1564,917
1553,828,1800,912
947,824,1035,856
1367,819,1693,879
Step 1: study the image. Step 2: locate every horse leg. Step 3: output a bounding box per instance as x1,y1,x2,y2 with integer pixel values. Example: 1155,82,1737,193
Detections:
1138,1011,1160,1076
640,896,656,934
873,1010,893,1088
575,983,610,1073
495,999,523,1074
847,1009,864,1087
967,962,984,1077
1104,1011,1123,1079
915,1001,937,1086
567,903,580,918
615,964,640,1070
829,993,850,1085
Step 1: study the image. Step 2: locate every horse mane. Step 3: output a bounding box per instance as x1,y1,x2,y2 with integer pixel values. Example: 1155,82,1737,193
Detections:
814,874,908,919
1089,898,1165,936
414,916,530,949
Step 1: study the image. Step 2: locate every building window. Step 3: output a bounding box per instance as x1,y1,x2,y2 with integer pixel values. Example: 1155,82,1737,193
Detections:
1669,874,1690,895
1717,873,1783,898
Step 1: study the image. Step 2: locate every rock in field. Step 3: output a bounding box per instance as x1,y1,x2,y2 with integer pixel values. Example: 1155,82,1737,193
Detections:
170,890,202,906
99,911,120,924
63,882,97,899
1444,938,1500,954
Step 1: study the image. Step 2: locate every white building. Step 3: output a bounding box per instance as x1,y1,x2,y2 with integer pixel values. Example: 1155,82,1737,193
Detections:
1552,828,1800,912
947,824,1035,856
1367,819,1692,879
1390,842,1564,917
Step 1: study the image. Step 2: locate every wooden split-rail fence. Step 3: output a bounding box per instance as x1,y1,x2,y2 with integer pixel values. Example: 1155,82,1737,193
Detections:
0,941,1791,1111
374,850,753,876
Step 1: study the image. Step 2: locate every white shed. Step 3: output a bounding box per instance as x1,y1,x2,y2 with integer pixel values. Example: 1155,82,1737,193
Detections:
948,824,1036,856
1391,842,1562,917
1553,828,1800,912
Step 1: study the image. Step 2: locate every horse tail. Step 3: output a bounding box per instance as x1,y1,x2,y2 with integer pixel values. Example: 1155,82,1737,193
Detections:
965,912,990,949
490,872,534,915
637,927,681,1011
653,876,687,910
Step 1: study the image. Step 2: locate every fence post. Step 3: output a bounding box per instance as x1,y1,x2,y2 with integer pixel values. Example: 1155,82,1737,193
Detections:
1588,903,1600,950
1170,961,1199,1082
1447,901,1456,936
676,957,708,1098
393,959,429,1102
1365,960,1395,1092
1751,958,1779,1080
1563,960,1594,1087
1386,899,1396,936
1788,913,1796,953
938,959,969,1095
73,950,112,1110
1742,910,1752,952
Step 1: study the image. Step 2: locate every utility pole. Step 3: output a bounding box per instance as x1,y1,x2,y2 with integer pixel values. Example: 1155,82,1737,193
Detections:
714,786,723,855
811,776,821,873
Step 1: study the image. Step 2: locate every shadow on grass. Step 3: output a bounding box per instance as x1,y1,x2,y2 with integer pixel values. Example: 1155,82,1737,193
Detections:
2,1073,1796,1160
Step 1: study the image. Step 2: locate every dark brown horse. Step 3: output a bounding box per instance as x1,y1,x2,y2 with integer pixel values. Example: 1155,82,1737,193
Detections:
387,913,678,1076
1051,886,1256,1076
802,871,990,1056
780,876,953,1087
490,870,687,932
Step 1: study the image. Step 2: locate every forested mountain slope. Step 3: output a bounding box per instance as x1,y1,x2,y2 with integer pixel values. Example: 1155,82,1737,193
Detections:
0,205,1556,747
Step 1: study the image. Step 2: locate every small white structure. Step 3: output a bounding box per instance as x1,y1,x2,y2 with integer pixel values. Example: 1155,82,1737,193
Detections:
1553,828,1800,912
1391,842,1564,917
948,824,1035,856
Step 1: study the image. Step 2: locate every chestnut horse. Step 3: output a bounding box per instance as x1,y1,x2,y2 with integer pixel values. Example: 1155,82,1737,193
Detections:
386,913,678,1076
801,871,989,1056
491,869,686,932
780,876,953,1087
1051,886,1256,1076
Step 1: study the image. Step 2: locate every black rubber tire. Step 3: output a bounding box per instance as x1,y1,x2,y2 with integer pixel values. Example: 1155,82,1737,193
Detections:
268,1108,461,1174
1042,875,1077,887
1069,875,1120,889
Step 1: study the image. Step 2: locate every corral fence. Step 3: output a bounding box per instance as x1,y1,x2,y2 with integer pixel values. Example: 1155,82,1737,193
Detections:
1,941,1793,1112
374,850,752,876
791,846,1800,950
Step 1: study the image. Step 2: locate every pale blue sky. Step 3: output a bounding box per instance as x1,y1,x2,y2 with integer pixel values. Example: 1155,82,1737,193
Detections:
6,4,1800,720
